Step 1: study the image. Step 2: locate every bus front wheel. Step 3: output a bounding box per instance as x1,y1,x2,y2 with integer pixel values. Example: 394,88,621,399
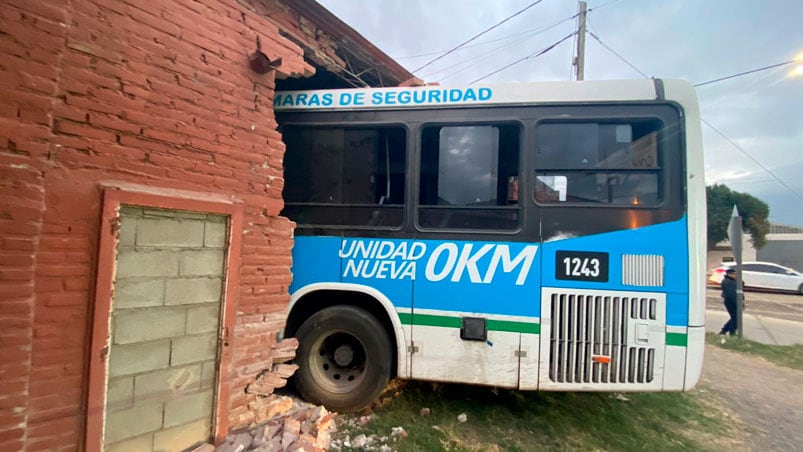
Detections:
293,305,392,412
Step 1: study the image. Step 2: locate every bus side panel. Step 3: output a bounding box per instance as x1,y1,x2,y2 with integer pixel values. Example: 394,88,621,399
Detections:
289,236,344,294
537,217,692,391
410,239,541,388
540,217,690,325
339,238,414,309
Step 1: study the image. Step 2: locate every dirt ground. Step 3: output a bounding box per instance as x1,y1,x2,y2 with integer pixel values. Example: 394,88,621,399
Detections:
700,344,803,451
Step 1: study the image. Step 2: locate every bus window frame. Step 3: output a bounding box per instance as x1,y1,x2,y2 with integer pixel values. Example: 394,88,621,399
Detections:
531,115,671,209
280,121,411,231
413,120,526,234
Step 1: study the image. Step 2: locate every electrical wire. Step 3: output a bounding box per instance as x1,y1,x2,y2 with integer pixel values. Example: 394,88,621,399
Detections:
587,30,649,78
470,32,576,84
394,14,577,61
702,119,803,204
412,0,546,74
583,11,801,219
589,0,627,12
427,16,577,82
693,60,796,87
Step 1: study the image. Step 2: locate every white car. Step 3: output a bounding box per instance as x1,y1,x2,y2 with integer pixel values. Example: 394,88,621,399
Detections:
708,261,803,295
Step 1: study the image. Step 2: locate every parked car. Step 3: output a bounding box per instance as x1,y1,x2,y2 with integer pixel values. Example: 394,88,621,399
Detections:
708,261,803,294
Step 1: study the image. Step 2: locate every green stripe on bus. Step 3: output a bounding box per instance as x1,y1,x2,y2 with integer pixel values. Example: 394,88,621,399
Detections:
666,332,688,347
487,319,540,334
398,312,539,334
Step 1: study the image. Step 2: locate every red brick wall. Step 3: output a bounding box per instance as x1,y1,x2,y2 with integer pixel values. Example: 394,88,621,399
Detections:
0,0,325,449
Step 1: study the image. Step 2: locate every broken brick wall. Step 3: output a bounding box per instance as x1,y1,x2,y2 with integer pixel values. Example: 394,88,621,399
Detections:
0,0,339,449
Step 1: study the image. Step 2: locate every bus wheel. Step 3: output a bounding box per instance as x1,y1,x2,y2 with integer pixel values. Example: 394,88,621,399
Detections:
293,305,392,412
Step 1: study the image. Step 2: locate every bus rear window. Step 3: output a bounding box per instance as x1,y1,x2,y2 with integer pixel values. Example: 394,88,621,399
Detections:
535,120,663,206
282,125,406,227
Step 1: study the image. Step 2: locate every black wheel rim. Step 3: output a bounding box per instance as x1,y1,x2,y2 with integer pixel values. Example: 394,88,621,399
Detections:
308,331,368,393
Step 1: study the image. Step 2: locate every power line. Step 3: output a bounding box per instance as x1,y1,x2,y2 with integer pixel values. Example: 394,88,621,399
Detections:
702,119,803,204
589,0,627,11
421,17,573,79
582,14,802,213
470,32,576,84
426,16,577,82
412,0,546,74
395,13,577,61
693,60,796,87
587,30,649,78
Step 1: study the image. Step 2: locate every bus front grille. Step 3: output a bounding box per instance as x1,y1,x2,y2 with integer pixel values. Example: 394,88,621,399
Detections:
548,292,658,384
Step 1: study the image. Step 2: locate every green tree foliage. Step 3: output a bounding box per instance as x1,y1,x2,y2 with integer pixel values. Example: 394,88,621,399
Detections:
706,184,770,249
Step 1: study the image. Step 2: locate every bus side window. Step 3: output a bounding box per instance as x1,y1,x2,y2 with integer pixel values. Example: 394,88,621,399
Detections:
418,124,519,230
281,125,407,227
534,120,662,205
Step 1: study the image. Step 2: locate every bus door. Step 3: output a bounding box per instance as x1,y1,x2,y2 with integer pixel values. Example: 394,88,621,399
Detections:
409,239,540,388
409,123,540,388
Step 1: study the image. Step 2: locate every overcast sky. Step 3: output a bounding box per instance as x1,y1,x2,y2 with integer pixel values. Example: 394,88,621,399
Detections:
318,0,803,226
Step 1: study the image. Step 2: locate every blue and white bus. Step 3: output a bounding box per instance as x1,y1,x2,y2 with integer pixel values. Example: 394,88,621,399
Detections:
275,80,706,411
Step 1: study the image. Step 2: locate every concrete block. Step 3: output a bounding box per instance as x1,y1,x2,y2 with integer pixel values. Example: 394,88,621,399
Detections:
171,334,217,366
119,217,136,246
143,209,177,218
165,278,222,305
113,307,186,344
175,211,209,221
163,389,214,428
104,401,163,444
180,250,224,276
105,433,153,452
120,206,144,216
106,377,133,410
153,418,211,452
109,340,170,377
117,250,179,278
200,360,217,389
186,304,221,334
114,278,165,309
134,365,202,401
136,218,205,247
204,221,227,248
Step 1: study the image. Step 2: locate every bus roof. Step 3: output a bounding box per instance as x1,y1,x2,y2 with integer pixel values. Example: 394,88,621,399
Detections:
273,79,693,112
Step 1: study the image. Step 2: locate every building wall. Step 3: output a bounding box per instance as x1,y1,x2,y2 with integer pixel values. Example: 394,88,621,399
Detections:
0,0,334,449
705,236,757,275
756,234,803,270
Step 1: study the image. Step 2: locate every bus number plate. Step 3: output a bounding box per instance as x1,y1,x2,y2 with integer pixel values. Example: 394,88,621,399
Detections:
556,251,608,282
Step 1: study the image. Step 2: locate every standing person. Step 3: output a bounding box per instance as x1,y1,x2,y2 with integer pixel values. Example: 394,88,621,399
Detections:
719,267,738,336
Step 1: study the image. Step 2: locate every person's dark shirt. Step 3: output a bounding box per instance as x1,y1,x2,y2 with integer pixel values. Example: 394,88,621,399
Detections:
721,275,737,301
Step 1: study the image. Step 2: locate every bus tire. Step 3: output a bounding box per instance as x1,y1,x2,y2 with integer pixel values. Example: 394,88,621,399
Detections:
293,305,392,412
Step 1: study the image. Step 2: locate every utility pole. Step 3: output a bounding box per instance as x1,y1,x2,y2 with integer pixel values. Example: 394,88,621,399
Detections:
574,1,587,80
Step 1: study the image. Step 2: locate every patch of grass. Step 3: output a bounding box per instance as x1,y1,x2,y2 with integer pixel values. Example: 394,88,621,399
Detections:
705,333,803,370
335,380,726,451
